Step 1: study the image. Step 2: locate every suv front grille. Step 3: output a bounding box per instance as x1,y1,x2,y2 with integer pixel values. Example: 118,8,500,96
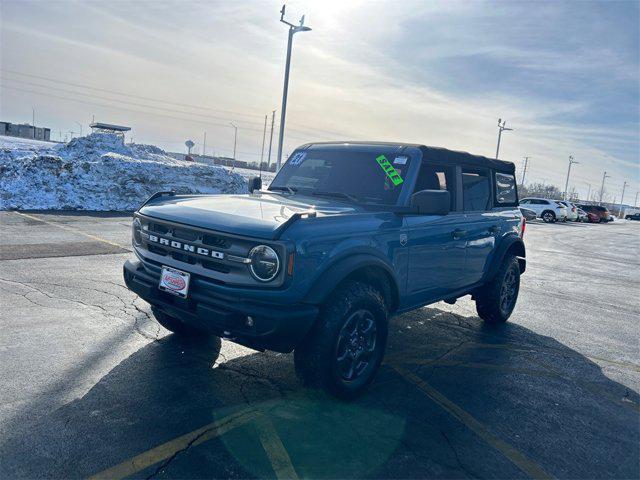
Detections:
202,234,231,249
136,217,269,282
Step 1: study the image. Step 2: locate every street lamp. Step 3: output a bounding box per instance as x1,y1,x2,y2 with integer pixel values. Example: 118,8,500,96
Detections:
619,181,629,218
599,171,610,205
563,155,579,200
585,182,592,204
520,156,531,185
495,118,513,159
229,122,238,171
276,4,311,172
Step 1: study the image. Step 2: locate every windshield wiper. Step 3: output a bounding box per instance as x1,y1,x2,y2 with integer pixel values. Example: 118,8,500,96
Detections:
311,191,361,203
268,185,297,195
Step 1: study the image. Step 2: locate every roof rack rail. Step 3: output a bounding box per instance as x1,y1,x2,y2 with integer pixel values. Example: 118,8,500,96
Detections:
137,190,176,211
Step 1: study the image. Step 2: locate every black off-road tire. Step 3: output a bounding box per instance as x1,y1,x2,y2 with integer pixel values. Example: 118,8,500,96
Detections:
475,255,520,324
541,210,556,223
294,281,388,399
151,306,205,336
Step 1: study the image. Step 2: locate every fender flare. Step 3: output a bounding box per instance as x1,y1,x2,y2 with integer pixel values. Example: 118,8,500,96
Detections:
483,235,526,282
303,254,401,310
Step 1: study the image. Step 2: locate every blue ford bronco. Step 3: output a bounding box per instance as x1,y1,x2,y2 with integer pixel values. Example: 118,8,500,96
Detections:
124,142,525,398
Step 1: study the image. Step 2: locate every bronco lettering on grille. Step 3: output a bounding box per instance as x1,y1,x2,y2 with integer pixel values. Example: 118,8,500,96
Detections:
147,234,224,259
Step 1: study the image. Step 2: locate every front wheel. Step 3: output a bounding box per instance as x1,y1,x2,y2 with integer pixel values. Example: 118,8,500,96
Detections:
542,211,556,223
294,281,388,399
475,255,520,324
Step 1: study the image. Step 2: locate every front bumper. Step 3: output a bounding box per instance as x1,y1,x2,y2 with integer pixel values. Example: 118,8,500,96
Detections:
123,258,318,352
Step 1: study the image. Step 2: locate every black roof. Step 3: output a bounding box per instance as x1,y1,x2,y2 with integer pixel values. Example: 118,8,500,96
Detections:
302,141,515,173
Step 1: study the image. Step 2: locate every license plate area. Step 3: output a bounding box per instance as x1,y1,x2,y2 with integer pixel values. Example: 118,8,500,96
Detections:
159,266,190,298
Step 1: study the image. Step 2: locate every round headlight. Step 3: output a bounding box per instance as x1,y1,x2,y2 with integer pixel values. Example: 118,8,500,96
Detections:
249,245,280,282
132,218,142,245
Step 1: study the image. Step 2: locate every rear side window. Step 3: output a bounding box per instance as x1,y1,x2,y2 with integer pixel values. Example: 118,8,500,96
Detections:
462,167,491,211
495,172,517,205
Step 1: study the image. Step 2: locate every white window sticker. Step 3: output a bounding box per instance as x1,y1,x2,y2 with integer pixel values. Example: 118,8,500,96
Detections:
289,152,307,166
393,155,408,165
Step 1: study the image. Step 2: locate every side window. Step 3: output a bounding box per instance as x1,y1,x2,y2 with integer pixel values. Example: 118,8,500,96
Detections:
462,167,491,211
520,199,530,204
413,163,456,210
495,172,517,205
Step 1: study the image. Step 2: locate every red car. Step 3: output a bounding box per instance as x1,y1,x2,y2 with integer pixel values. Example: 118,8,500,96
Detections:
577,204,611,223
586,212,600,223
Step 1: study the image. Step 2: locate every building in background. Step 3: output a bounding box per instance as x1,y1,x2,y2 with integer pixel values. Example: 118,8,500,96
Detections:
89,122,131,138
0,121,51,141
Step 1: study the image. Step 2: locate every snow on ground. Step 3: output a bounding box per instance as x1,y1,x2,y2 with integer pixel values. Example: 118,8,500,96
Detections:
0,134,246,211
227,166,277,186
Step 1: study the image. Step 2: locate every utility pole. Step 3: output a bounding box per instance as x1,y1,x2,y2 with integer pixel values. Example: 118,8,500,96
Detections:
495,118,513,159
599,171,610,205
229,122,238,170
203,131,207,156
260,114,267,166
32,107,36,139
521,156,530,185
563,155,579,200
634,191,638,207
276,4,312,172
585,183,592,204
267,110,276,170
619,181,629,217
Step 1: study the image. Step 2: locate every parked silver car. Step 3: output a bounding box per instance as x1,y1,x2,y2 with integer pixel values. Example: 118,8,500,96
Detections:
519,198,568,223
558,201,579,221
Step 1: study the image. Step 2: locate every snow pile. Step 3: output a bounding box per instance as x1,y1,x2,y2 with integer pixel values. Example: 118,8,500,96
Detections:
0,134,247,210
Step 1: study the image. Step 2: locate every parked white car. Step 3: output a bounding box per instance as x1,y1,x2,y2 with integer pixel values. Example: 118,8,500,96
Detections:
558,201,579,221
519,198,568,223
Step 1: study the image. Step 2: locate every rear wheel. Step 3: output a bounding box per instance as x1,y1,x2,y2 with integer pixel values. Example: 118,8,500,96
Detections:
475,255,520,324
294,281,388,399
542,210,556,223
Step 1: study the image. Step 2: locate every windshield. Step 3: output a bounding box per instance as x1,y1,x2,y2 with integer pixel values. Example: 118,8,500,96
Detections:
269,149,411,205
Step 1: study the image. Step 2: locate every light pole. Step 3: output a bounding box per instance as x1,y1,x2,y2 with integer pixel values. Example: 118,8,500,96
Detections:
585,182,591,204
276,4,311,172
521,156,530,185
267,110,276,170
260,114,267,167
495,118,513,159
599,171,610,205
229,122,238,170
634,191,639,207
619,181,629,217
75,122,83,137
563,155,579,200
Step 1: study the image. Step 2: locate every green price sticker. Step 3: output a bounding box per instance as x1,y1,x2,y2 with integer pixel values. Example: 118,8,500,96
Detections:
375,155,404,186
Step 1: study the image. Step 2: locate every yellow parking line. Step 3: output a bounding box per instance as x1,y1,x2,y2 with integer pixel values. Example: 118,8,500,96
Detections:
13,211,130,250
394,366,553,480
254,413,299,480
87,410,256,480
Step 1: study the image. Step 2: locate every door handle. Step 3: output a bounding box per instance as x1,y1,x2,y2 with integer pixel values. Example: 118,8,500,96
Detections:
451,229,468,239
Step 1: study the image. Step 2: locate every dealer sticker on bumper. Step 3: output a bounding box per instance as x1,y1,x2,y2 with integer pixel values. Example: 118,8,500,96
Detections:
159,266,190,298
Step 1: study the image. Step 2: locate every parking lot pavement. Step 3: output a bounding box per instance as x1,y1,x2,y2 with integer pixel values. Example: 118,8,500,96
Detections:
0,211,638,479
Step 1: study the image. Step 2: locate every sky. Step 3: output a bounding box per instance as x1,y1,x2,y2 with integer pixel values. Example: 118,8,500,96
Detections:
1,0,638,203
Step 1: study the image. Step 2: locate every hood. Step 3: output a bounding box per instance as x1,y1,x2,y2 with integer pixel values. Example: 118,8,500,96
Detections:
138,192,364,239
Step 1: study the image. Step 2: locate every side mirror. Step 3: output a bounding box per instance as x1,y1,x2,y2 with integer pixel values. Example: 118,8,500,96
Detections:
248,176,262,193
410,189,450,215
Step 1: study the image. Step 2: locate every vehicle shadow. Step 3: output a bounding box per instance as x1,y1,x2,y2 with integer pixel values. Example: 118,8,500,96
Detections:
1,307,638,479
